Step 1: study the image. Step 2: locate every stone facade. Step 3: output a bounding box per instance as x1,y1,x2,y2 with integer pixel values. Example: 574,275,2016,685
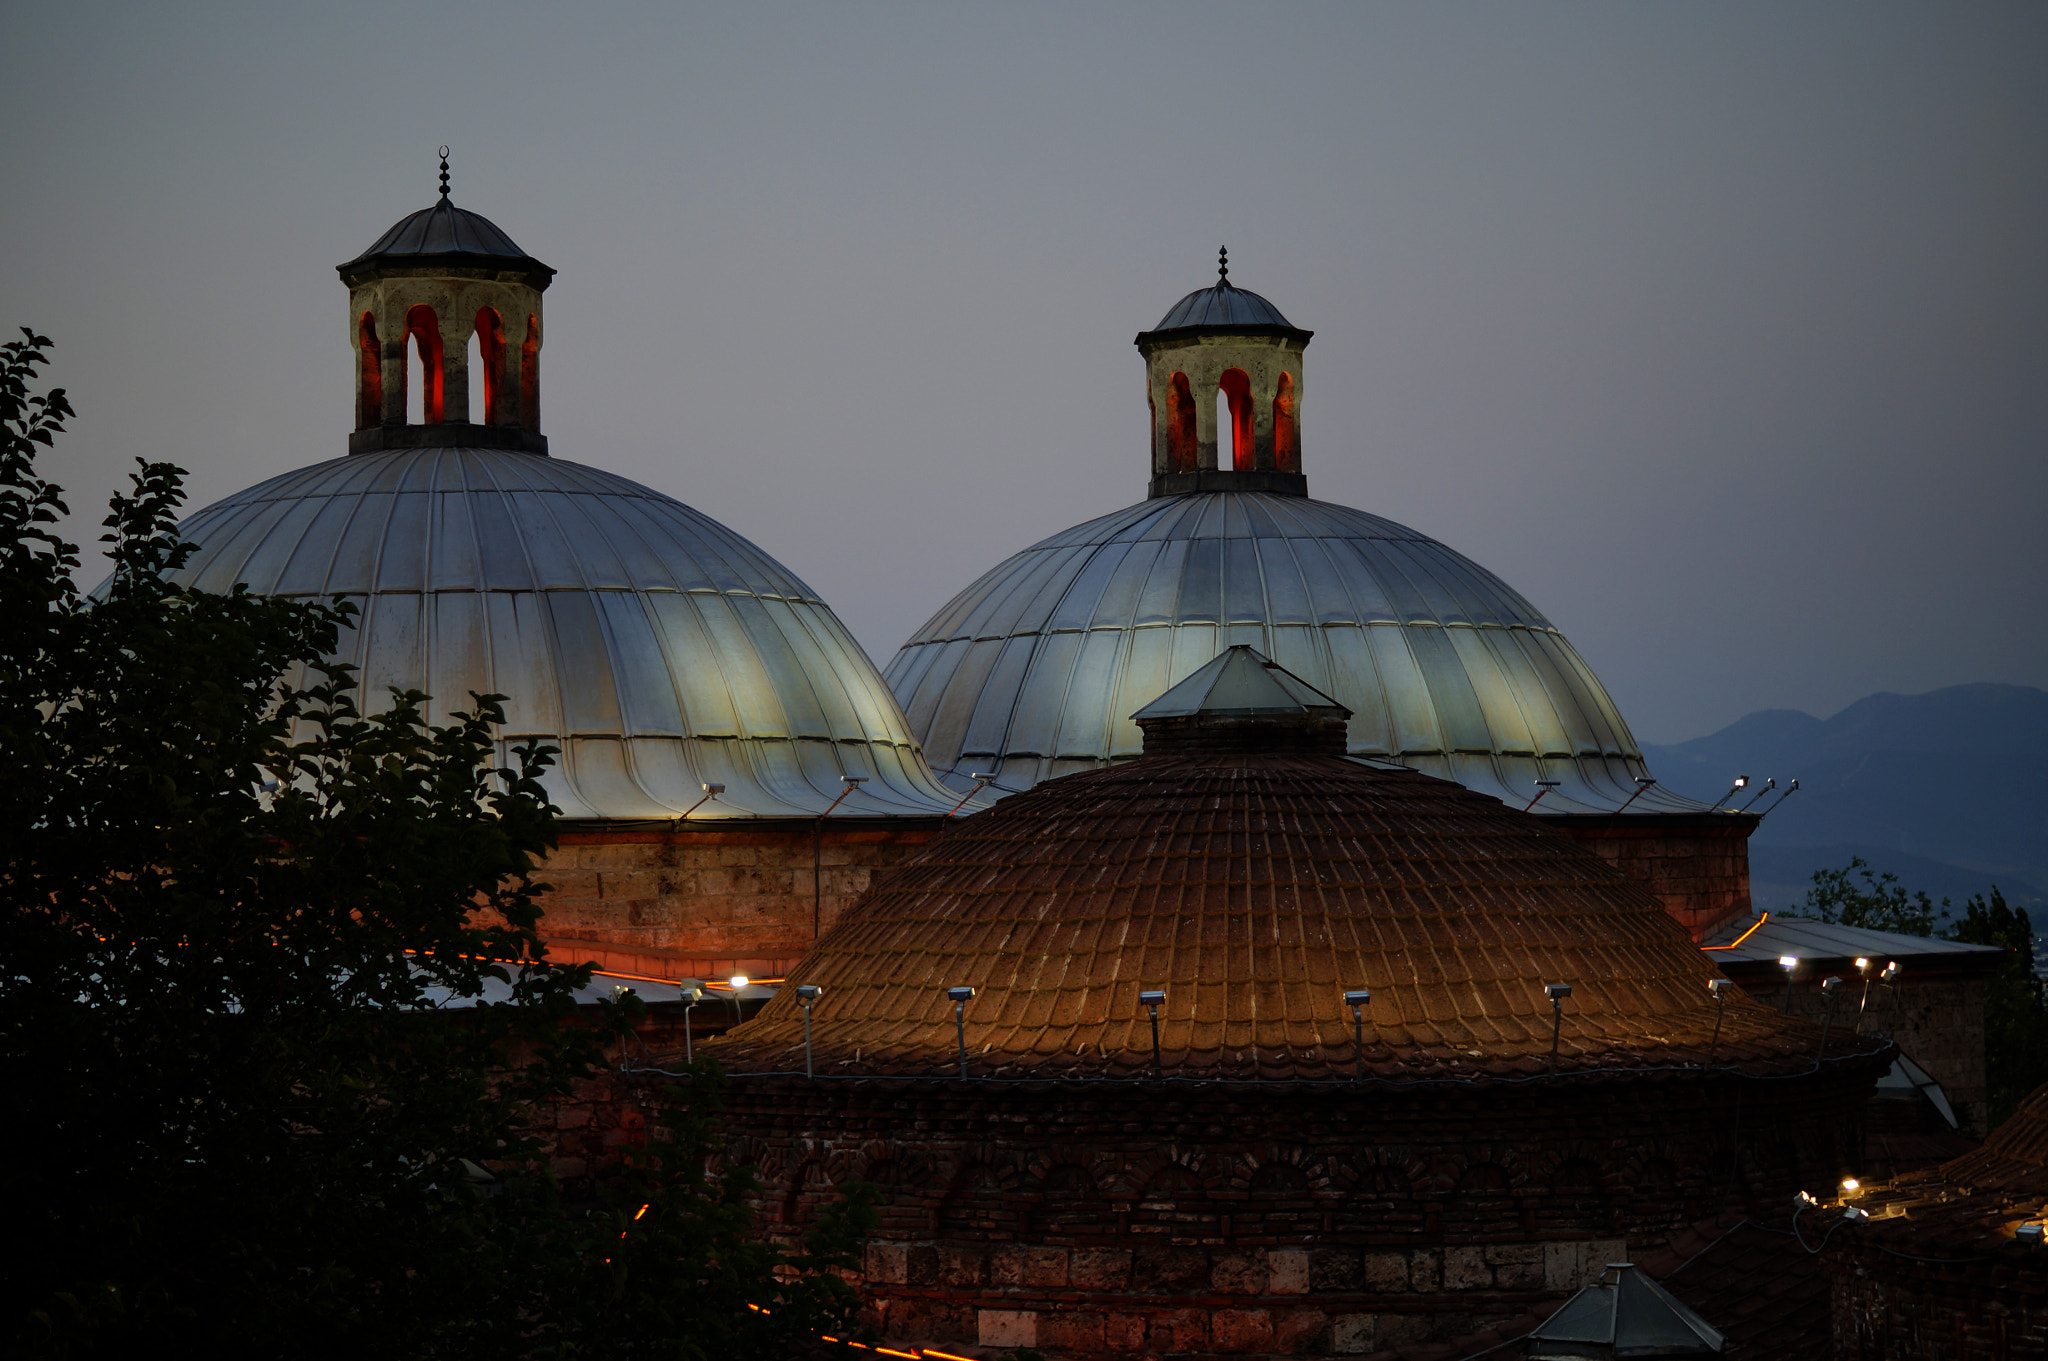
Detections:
536,821,943,978
1550,815,1755,944
717,1067,1881,1358
1745,970,1990,1138
1829,1241,2048,1359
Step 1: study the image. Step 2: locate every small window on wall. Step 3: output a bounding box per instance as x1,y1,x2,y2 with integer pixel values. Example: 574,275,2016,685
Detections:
1166,372,1197,470
404,305,443,424
357,313,382,429
1218,368,1253,469
1273,371,1298,472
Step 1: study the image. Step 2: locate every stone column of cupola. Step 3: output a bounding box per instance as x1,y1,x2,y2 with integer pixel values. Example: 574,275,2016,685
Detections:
1137,330,1310,496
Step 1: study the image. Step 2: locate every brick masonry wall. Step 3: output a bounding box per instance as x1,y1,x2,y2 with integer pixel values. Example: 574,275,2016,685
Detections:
705,1067,1880,1357
1552,818,1755,944
1742,974,1988,1138
533,822,943,978
1830,1249,2048,1360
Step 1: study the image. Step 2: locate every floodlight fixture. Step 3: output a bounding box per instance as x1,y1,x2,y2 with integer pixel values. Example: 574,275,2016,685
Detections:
1545,983,1572,1068
795,984,823,1078
1711,774,1751,811
1842,1206,1869,1222
1343,989,1371,1081
813,778,870,937
1756,778,1802,821
1707,978,1733,1062
1795,1190,1819,1207
945,986,977,1079
944,773,997,819
678,984,705,1063
675,782,727,824
2020,1224,2046,1245
1840,1177,1860,1193
1817,977,1846,1058
729,974,750,991
1614,775,1658,814
1139,990,1166,1078
1523,779,1564,812
1736,776,1776,813
1855,957,1871,972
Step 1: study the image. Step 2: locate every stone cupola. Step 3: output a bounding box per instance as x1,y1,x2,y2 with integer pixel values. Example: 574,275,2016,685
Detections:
336,150,554,456
1137,247,1314,498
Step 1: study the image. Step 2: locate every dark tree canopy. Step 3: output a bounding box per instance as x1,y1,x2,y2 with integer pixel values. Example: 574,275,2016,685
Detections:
0,331,871,1359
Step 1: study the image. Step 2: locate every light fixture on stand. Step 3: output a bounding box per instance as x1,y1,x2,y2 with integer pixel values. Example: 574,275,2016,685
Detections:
795,984,822,1078
1343,989,1371,1081
945,986,976,1079
1139,990,1166,1079
1545,983,1572,1068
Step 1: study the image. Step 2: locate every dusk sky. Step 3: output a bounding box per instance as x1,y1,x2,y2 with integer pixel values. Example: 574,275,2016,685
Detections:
5,2,2043,744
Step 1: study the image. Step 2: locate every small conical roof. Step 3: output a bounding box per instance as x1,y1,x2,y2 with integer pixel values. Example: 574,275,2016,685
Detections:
1526,1263,1725,1357
1132,645,1348,720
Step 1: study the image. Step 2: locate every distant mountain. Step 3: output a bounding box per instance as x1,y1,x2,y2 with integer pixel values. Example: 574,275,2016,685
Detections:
1640,684,2048,910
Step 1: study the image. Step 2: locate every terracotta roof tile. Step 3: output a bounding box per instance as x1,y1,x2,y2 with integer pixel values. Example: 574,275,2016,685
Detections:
709,751,1872,1081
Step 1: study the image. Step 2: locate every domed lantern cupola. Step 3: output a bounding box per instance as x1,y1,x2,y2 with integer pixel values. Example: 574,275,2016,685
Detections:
336,150,555,456
1138,246,1313,497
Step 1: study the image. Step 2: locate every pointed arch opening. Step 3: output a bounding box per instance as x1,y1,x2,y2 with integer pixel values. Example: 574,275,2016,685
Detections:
1165,372,1197,471
473,307,505,425
518,315,540,429
404,305,443,425
1218,368,1253,470
1272,371,1298,472
356,312,383,429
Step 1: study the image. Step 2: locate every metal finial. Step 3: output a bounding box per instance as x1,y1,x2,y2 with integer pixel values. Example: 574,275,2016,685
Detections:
437,146,451,200
1218,245,1229,283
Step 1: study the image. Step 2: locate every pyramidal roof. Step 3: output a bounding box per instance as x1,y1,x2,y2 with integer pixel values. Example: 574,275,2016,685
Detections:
1526,1263,1726,1357
1132,645,1348,721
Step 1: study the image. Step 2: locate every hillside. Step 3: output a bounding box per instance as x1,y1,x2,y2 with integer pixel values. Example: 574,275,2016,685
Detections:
1640,684,2048,913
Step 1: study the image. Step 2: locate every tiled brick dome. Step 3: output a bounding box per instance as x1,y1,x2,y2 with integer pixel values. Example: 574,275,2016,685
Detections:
713,653,1843,1082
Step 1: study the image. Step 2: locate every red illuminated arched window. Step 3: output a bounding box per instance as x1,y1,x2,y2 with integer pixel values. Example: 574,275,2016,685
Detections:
357,312,383,429
1218,368,1253,469
518,315,540,429
473,308,505,425
1272,371,1298,472
404,305,443,424
1166,372,1197,471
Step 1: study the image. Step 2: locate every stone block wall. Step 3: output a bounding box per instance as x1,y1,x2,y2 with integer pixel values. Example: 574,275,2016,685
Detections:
1551,816,1755,943
1748,972,1988,1137
709,1065,1883,1357
1830,1250,2048,1359
534,820,942,978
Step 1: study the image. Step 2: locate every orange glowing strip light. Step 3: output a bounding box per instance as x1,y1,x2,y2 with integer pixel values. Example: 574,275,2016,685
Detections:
1700,912,1769,951
921,1352,979,1361
876,1350,918,1359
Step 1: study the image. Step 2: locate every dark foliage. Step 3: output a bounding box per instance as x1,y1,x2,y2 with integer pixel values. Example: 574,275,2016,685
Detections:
1791,854,2046,1131
1944,885,2048,1129
0,331,871,1358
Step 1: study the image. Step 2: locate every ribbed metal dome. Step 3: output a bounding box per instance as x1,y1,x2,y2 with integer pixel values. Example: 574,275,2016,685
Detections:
884,491,1708,814
1152,280,1297,331
169,445,963,820
337,198,551,279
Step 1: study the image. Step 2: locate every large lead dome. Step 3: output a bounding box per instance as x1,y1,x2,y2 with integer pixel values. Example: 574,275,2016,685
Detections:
885,258,1703,816
162,169,961,823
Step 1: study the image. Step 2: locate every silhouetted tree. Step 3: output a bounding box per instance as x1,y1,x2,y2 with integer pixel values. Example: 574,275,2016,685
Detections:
0,331,870,1359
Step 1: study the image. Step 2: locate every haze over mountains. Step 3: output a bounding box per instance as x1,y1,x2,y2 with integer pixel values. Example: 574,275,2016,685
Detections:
1639,684,2048,916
